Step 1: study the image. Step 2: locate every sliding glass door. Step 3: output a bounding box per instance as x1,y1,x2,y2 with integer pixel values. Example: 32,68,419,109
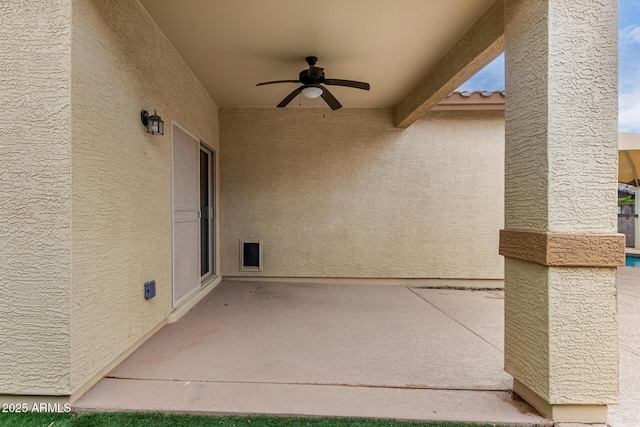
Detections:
199,145,215,281
172,123,216,308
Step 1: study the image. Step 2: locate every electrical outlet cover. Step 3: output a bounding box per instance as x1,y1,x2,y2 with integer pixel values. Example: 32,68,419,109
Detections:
144,280,156,299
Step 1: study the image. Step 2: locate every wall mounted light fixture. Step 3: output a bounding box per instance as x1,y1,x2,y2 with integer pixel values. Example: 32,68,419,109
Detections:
140,109,164,135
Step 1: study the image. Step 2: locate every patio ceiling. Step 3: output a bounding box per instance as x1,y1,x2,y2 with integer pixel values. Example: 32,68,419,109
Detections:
138,0,497,109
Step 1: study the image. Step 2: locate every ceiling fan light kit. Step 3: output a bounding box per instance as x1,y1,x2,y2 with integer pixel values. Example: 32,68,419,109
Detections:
257,56,370,110
301,86,323,99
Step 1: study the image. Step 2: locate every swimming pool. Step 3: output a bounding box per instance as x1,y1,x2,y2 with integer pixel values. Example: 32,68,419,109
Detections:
626,255,640,268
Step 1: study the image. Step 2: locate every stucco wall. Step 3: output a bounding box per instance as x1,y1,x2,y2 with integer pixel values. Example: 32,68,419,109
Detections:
220,108,504,280
505,0,617,234
503,0,618,408
70,0,219,393
0,0,72,394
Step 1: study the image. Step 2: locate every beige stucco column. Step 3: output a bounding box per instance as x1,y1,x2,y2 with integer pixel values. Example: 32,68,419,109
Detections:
500,0,623,423
0,0,72,400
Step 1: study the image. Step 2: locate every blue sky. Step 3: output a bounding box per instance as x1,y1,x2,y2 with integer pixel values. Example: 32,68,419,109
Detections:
457,0,640,133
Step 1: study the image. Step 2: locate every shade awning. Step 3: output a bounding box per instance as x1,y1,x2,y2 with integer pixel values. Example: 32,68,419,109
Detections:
619,132,640,185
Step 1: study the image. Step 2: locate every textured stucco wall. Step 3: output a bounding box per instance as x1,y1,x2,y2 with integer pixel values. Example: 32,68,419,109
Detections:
505,260,618,404
504,259,549,399
547,266,618,403
505,0,618,233
70,0,219,392
546,0,618,234
220,108,504,280
504,0,548,232
0,0,72,394
504,0,618,406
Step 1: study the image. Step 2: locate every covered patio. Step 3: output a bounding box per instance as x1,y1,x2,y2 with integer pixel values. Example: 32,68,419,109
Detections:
74,267,640,426
2,1,625,425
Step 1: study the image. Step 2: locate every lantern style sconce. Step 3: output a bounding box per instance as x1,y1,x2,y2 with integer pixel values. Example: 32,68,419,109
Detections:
140,109,164,135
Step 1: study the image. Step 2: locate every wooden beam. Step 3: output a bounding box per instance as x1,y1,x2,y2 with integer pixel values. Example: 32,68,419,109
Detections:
393,0,505,128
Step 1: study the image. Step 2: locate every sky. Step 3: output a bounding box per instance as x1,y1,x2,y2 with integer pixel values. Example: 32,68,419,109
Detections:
457,0,640,133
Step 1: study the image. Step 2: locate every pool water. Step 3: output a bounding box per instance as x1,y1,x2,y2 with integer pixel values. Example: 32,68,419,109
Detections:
626,255,640,268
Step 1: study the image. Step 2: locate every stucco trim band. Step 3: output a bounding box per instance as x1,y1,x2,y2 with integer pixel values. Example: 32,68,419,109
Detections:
499,229,625,267
513,379,607,423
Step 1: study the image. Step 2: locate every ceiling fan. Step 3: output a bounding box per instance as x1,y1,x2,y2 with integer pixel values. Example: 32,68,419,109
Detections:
256,56,370,110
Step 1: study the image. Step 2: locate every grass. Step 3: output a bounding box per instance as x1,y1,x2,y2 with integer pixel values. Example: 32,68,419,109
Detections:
0,412,517,427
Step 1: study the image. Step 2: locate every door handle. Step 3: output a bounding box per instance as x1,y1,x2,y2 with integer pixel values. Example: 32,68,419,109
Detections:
203,207,214,220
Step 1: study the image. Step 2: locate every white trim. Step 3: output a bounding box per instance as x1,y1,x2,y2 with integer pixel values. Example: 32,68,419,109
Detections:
172,120,201,145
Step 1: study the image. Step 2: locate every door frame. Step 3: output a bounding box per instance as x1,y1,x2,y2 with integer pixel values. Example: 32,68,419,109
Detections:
199,142,216,283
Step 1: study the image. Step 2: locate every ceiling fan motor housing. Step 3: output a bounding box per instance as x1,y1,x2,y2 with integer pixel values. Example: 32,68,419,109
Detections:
299,67,325,84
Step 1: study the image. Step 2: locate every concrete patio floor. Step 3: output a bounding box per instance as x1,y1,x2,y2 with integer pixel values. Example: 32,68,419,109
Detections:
74,268,640,427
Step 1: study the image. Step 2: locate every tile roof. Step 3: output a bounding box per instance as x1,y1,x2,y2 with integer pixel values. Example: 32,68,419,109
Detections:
433,91,505,110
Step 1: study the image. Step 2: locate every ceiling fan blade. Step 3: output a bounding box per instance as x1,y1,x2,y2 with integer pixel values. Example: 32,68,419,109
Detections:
320,87,342,110
277,87,303,108
256,80,300,86
323,79,370,90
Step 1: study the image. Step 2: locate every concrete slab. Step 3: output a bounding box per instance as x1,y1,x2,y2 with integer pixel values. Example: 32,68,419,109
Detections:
619,297,640,354
608,349,640,427
75,378,549,426
609,266,640,427
108,282,511,390
554,424,606,427
410,288,504,351
73,277,640,426
618,267,640,299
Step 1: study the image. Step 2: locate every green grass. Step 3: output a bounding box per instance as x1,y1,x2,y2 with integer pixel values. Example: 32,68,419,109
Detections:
0,412,515,427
